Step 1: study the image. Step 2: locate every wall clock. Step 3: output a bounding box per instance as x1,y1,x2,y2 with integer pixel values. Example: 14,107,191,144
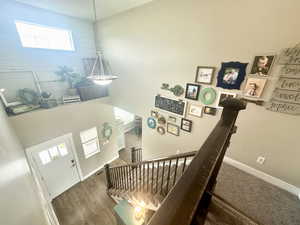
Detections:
199,87,217,105
147,117,156,129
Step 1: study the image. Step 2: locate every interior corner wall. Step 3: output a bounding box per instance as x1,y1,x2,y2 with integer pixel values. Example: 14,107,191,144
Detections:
95,0,300,188
0,0,96,101
0,104,47,225
9,99,120,177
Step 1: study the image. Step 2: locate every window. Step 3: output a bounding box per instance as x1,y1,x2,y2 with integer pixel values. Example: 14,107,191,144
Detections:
15,21,75,51
38,143,69,165
114,107,135,125
80,127,100,158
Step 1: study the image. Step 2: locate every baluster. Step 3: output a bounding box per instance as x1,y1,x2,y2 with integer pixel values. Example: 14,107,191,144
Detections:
160,161,166,194
151,161,154,194
127,166,130,191
155,161,159,194
118,167,122,189
135,164,138,191
173,158,179,186
111,168,115,188
122,166,126,190
147,163,150,192
182,157,187,174
139,164,142,192
166,159,172,194
143,163,145,192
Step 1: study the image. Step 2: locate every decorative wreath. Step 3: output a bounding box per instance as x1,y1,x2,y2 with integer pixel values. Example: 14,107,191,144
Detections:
199,88,217,105
102,123,113,139
147,117,156,129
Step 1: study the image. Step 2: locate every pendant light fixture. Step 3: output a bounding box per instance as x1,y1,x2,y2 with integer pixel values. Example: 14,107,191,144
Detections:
88,0,118,85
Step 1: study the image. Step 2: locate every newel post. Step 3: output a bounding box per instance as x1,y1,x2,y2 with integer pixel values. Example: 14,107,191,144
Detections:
220,98,247,126
131,147,136,164
104,164,113,189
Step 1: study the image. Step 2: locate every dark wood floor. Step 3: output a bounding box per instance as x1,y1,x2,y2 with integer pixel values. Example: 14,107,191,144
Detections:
52,159,126,225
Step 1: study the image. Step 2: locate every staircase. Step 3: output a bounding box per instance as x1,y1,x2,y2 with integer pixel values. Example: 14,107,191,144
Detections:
106,151,197,210
105,99,261,225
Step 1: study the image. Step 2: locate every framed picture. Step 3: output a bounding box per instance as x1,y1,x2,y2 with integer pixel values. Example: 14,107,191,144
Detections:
168,116,177,123
217,92,237,108
158,115,167,125
167,123,180,136
188,104,203,118
216,62,248,90
195,66,215,84
147,117,157,129
250,55,275,76
244,78,267,98
181,118,192,132
185,83,200,100
204,106,217,116
199,87,217,105
151,110,159,118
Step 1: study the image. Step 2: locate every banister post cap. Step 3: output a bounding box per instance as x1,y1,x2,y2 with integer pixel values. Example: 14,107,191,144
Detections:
219,98,247,111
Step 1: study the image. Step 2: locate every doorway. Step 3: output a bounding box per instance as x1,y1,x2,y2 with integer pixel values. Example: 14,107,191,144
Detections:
26,134,82,200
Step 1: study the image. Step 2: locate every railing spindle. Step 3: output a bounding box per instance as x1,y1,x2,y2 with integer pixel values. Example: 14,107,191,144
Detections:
182,157,187,174
156,161,159,194
160,161,166,194
173,158,179,186
151,161,154,194
147,163,150,192
166,159,172,194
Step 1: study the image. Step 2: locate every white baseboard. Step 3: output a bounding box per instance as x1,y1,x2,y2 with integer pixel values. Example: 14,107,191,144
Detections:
223,156,300,198
83,154,119,180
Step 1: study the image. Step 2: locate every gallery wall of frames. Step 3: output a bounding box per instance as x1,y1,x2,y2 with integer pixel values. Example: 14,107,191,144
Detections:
147,54,277,137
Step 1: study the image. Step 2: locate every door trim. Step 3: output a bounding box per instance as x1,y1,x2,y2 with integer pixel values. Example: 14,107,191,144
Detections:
25,133,83,225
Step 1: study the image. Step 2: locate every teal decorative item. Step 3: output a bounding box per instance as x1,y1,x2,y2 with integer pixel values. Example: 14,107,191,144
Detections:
147,117,156,129
199,87,217,105
161,83,184,97
102,122,113,139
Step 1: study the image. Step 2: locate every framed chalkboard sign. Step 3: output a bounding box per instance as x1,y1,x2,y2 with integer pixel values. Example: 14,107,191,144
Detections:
155,95,186,117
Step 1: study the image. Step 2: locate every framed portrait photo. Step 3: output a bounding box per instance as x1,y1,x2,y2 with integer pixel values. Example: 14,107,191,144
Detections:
217,92,237,108
181,118,192,132
250,55,275,76
185,83,200,100
244,78,267,98
195,66,215,84
188,104,203,118
151,110,159,118
216,62,248,90
167,123,180,136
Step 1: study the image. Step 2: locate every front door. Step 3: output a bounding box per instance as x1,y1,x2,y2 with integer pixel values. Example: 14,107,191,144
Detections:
30,135,80,199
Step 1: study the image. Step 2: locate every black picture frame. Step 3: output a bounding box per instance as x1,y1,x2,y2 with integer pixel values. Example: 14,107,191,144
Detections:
181,118,192,132
216,62,248,90
195,66,215,84
185,83,200,100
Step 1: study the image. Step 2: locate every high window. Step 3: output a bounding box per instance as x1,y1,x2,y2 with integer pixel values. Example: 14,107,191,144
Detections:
15,21,75,51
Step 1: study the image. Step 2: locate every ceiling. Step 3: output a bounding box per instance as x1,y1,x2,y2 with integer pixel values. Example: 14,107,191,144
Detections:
15,0,153,20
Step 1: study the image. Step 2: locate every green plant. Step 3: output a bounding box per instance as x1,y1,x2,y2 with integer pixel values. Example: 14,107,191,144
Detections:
55,66,81,88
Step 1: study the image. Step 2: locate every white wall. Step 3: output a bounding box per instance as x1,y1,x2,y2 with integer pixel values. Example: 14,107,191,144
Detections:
9,99,119,177
0,104,47,225
96,0,300,188
0,0,96,101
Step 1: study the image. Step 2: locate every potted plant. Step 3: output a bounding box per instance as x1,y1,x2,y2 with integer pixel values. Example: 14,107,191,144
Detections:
55,66,81,96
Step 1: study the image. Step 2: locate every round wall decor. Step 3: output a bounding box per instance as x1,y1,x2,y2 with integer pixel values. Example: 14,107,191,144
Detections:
158,115,166,125
102,123,113,139
157,126,166,135
199,87,217,105
147,117,156,129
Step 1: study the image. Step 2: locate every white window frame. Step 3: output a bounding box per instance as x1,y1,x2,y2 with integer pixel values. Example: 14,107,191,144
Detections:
15,20,75,51
80,127,101,159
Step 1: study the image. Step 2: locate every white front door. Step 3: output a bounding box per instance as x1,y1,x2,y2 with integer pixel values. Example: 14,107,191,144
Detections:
29,135,81,199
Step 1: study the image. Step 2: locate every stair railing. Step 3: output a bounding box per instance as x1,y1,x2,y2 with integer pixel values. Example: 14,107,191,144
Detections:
131,147,142,164
147,98,246,225
105,151,197,196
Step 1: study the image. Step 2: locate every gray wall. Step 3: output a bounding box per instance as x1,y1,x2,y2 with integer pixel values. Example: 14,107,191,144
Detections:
9,99,120,177
0,0,96,102
96,0,300,187
0,104,47,225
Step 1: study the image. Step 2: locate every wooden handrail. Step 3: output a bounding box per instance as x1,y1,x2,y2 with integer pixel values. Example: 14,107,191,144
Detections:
110,150,197,170
147,98,246,225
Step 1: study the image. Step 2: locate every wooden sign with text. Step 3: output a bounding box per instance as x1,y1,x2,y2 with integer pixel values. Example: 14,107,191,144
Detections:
267,44,300,115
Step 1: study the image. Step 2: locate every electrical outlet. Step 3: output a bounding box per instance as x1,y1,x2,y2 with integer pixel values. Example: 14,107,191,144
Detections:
256,156,266,165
